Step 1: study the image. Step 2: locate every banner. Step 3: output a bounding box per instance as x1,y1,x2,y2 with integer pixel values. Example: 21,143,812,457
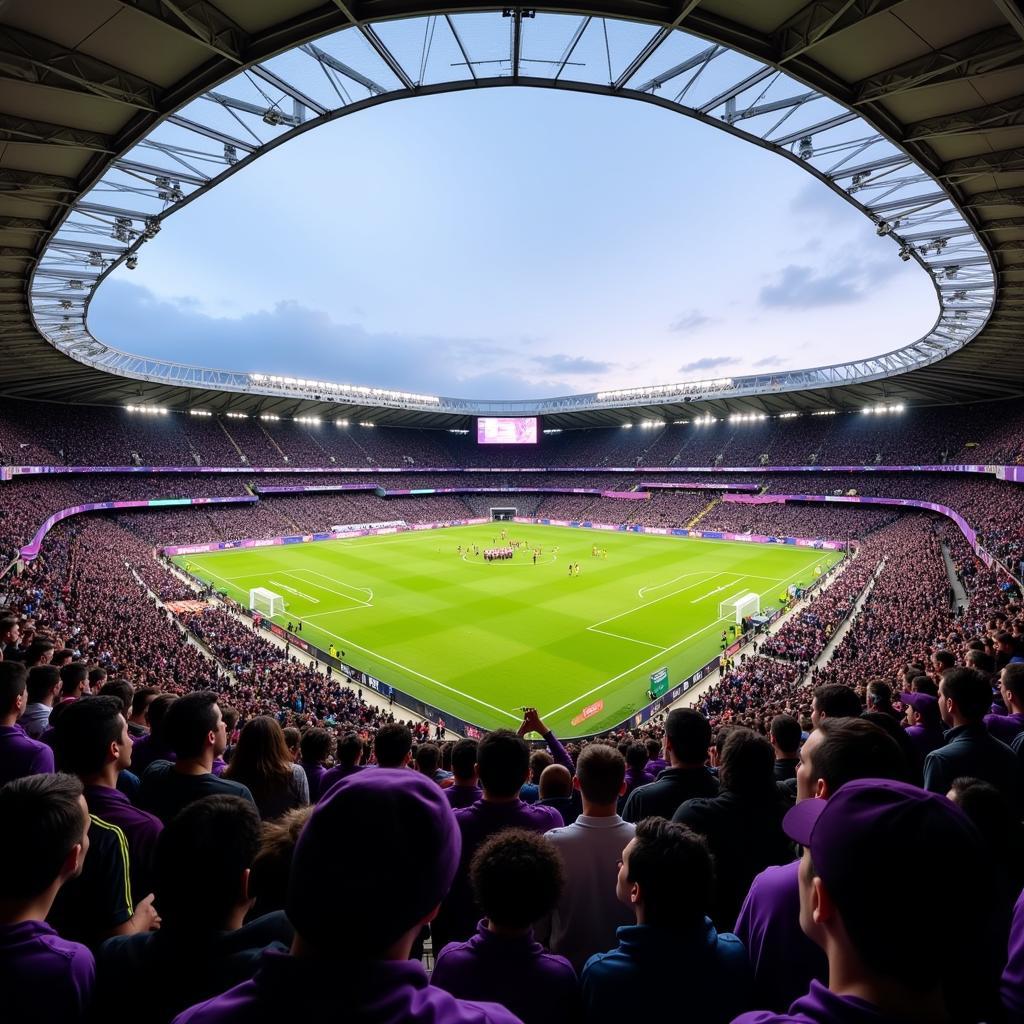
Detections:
571,700,605,727
650,667,669,697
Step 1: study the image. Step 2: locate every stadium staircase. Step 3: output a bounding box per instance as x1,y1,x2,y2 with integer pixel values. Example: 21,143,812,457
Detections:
257,421,289,462
686,496,721,528
216,418,247,464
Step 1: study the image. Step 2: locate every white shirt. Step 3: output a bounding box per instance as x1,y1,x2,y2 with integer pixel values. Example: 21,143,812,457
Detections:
542,814,636,971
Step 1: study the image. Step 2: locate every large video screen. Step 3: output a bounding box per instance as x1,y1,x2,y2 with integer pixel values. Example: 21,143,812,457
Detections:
476,417,538,445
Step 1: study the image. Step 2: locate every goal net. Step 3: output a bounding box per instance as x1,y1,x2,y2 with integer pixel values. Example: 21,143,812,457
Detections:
719,592,759,624
490,507,517,521
249,587,285,617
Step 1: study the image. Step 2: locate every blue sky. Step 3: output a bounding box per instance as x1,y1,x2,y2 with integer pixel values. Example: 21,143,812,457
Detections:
90,87,937,400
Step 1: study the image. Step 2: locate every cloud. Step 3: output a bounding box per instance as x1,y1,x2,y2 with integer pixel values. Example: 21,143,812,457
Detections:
758,263,879,309
89,280,588,400
677,356,736,374
531,353,613,374
669,309,713,333
752,355,785,368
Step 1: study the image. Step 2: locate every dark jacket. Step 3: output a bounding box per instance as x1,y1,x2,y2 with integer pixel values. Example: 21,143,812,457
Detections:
923,724,1022,810
621,765,719,823
673,789,792,929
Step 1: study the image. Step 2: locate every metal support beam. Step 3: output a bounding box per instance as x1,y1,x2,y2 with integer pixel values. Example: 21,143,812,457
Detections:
0,26,160,110
115,0,246,64
114,158,208,187
300,42,387,95
0,169,77,192
0,216,48,233
613,28,670,90
770,110,857,146
249,64,328,117
904,93,1024,140
775,0,908,64
166,115,257,153
962,188,1024,206
203,90,301,126
938,146,1024,178
634,43,720,93
699,66,775,114
0,112,114,152
361,25,416,91
854,26,1024,104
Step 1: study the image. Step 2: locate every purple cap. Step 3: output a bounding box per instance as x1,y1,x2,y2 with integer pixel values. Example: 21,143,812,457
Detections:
782,779,981,905
286,768,461,950
900,691,940,723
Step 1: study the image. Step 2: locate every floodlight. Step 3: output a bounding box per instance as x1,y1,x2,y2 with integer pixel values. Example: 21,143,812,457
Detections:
224,144,239,165
798,137,813,160
263,109,284,126
876,221,891,236
126,254,138,270
898,245,912,261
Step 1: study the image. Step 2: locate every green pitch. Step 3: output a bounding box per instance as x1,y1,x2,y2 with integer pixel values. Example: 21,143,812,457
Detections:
173,524,842,735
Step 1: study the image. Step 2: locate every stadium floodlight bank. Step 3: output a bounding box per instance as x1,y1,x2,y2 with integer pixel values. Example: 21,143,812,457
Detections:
720,592,759,624
249,587,285,617
490,507,517,521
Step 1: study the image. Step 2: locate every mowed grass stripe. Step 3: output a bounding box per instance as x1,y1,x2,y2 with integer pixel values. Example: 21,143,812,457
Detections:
173,524,842,734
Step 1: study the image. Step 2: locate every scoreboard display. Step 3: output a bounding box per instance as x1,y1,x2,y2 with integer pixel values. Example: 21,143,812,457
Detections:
476,417,538,445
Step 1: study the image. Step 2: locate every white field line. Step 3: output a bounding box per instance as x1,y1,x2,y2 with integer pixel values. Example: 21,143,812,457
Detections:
267,579,320,604
283,569,373,604
586,626,668,651
307,621,520,723
542,553,831,720
637,570,711,599
588,572,729,631
689,580,747,604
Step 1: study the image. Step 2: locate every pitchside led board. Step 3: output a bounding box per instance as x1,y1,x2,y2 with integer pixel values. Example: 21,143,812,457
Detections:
476,417,538,445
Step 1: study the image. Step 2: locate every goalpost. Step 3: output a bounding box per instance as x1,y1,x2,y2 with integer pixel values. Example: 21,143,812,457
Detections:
719,592,759,624
249,587,285,618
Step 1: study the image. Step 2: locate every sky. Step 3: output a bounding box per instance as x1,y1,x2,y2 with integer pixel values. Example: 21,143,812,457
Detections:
90,86,938,400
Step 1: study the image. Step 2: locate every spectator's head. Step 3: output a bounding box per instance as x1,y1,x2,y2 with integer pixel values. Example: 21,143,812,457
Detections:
539,763,572,800
938,668,991,727
336,732,364,769
415,743,441,778
373,723,412,768
718,728,776,799
24,640,54,669
221,706,239,737
286,769,460,956
617,818,713,928
282,726,301,762
770,714,802,758
97,678,132,715
155,795,261,932
796,717,907,802
88,667,109,692
450,738,478,785
58,662,88,700
864,680,894,715
932,649,956,675
223,716,294,802
645,738,662,762
574,743,626,808
811,684,862,728
966,649,996,676
664,708,711,767
146,692,178,743
52,649,74,668
0,774,89,912
948,776,1019,874
910,675,938,697
999,663,1024,714
900,691,941,731
53,695,131,780
622,741,647,770
163,690,225,763
129,686,159,725
528,749,553,784
0,660,27,722
26,664,61,706
470,829,564,933
787,779,988,997
250,805,313,916
299,727,333,767
477,729,530,799
0,615,20,647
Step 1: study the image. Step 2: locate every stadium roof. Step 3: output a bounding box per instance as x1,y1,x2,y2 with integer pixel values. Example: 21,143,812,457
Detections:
0,0,1022,429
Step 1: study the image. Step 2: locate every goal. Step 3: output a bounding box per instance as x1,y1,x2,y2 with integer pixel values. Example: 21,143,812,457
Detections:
249,587,285,617
490,507,517,521
719,592,759,624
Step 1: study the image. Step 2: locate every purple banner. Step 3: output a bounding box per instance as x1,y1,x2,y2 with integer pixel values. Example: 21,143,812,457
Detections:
722,492,990,565
641,481,760,491
3,462,1019,481
601,490,650,500
20,495,256,561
